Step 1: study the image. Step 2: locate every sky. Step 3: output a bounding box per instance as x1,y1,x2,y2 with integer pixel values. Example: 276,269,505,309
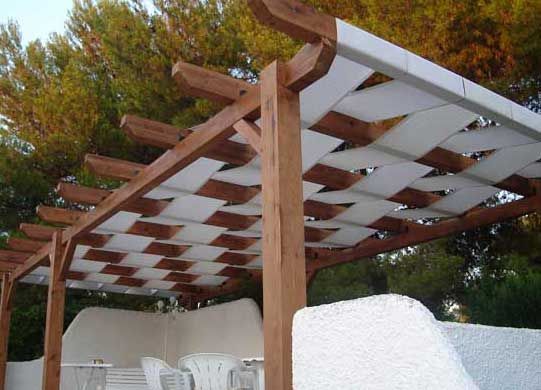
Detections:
0,0,73,44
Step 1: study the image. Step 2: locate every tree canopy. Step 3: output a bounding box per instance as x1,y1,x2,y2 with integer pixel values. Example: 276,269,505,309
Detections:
1,0,541,361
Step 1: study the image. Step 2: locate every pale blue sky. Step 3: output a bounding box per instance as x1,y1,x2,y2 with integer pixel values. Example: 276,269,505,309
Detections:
0,0,73,44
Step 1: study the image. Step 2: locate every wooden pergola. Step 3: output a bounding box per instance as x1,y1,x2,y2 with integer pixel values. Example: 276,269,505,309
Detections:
1,1,541,389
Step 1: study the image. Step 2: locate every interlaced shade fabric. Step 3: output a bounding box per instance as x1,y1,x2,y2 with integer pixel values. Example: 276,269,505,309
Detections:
6,11,541,301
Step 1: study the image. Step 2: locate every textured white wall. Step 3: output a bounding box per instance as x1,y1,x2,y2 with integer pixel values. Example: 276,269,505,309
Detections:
6,298,263,390
293,295,479,390
442,322,541,390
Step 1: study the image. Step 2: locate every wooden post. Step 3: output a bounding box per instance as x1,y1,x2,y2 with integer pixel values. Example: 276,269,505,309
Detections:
42,231,67,390
0,274,14,390
260,61,307,390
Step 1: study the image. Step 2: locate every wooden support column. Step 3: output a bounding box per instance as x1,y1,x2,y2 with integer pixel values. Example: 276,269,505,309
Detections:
260,61,307,390
42,231,67,390
0,274,14,390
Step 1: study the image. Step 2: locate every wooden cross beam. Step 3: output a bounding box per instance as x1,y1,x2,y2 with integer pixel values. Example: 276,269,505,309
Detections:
308,194,541,270
84,154,259,204
247,0,337,43
7,237,45,253
171,60,538,198
11,42,337,282
123,115,440,209
121,115,256,165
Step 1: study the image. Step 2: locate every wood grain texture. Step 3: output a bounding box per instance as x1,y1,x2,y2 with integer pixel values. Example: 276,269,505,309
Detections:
232,120,262,154
122,115,256,165
7,237,45,253
42,231,66,390
260,61,306,390
0,275,14,390
247,0,337,43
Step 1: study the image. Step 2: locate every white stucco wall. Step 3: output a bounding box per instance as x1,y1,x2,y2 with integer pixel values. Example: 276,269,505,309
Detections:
292,295,479,390
8,294,541,390
6,298,263,390
442,322,541,390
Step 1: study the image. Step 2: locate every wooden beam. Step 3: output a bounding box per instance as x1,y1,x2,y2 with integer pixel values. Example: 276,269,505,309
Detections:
58,239,77,281
303,163,440,208
85,154,258,204
57,183,168,217
282,39,336,92
85,154,145,181
0,263,17,272
0,250,32,264
7,237,45,253
19,224,57,241
84,154,408,231
169,60,539,198
37,206,84,226
198,180,259,204
19,224,109,248
247,0,337,43
0,275,14,390
164,61,444,209
121,115,256,165
42,231,66,390
172,41,334,109
260,61,306,390
232,120,262,154
309,195,541,270
35,204,339,255
12,42,348,280
314,111,538,197
172,62,252,105
11,244,51,280
122,113,434,209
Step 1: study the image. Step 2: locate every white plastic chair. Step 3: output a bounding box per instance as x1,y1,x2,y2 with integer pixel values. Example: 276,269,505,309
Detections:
141,357,187,390
178,353,256,390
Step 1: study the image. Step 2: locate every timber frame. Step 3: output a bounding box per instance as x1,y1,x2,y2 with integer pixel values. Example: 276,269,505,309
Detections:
1,1,541,389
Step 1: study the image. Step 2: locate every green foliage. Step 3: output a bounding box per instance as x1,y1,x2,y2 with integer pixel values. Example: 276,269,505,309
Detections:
465,272,541,328
308,259,386,306
382,241,465,319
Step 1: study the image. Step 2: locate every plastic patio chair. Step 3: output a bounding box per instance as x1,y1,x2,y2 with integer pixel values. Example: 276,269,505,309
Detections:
178,353,256,390
141,357,187,390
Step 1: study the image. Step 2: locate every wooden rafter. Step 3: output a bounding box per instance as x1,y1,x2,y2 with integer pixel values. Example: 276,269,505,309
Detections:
309,195,541,270
170,60,539,198
84,155,259,204
7,237,45,253
121,115,256,165
314,111,537,197
11,43,337,281
247,0,337,43
0,250,32,264
86,153,408,233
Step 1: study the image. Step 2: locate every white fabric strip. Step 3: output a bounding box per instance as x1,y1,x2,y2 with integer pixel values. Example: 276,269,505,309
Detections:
300,55,374,127
411,142,541,191
336,18,541,139
334,80,449,122
441,126,537,154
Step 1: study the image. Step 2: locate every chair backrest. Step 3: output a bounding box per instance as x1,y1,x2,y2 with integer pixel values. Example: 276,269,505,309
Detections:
141,357,174,390
178,353,245,390
106,368,149,390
